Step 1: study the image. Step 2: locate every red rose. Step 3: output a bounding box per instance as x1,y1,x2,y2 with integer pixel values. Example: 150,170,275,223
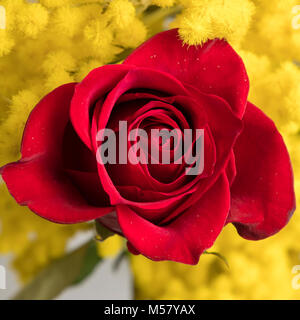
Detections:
1,29,295,264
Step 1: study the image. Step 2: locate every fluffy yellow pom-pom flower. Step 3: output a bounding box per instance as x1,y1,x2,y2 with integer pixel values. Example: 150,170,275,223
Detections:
16,3,49,38
42,50,76,75
174,0,255,46
0,30,14,57
84,18,113,51
52,6,87,38
106,0,136,29
115,17,147,48
172,8,213,45
243,0,300,62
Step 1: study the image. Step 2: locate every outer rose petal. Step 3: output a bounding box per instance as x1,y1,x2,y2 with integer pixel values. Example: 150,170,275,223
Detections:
70,64,132,150
227,102,296,239
117,173,230,264
0,84,113,223
124,29,249,119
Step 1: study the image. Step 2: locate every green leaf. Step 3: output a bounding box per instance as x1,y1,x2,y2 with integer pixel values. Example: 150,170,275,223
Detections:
95,220,115,241
72,241,101,285
13,240,102,300
203,250,229,268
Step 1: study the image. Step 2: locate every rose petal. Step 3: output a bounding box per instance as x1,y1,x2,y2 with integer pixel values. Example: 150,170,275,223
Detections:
225,151,237,186
70,64,132,150
62,122,98,172
124,29,249,118
227,102,296,239
1,84,113,223
159,88,243,225
95,69,193,205
112,94,217,191
66,169,110,206
117,173,230,264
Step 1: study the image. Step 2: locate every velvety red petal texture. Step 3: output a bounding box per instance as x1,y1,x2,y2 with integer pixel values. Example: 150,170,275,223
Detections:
93,70,241,225
227,102,296,239
94,69,196,208
124,29,249,119
117,173,230,264
1,84,113,223
70,64,132,150
225,151,237,186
